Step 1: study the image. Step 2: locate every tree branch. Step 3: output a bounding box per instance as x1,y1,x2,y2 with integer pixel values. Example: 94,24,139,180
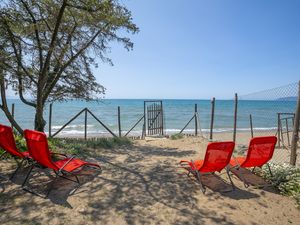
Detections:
40,0,67,89
20,0,44,71
1,16,37,85
17,75,37,107
42,29,103,103
0,74,24,135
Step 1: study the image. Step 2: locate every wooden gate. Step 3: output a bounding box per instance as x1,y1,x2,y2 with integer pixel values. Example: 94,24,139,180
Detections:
144,101,164,136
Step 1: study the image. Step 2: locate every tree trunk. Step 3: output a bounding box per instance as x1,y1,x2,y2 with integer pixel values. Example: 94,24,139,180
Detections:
34,100,46,132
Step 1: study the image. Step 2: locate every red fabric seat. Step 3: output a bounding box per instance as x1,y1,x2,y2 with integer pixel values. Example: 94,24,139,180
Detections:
230,136,277,168
180,141,235,173
0,124,29,159
0,124,34,179
54,158,99,173
179,141,235,193
24,129,101,172
229,136,277,188
186,160,204,171
230,157,246,167
23,129,101,197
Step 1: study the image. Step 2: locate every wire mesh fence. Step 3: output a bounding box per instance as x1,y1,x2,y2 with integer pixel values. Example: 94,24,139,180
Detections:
207,82,299,165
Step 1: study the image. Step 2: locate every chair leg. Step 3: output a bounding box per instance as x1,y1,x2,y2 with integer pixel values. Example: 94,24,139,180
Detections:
266,163,273,178
226,167,235,191
58,171,80,183
231,166,249,188
22,165,34,187
194,170,206,194
9,158,26,180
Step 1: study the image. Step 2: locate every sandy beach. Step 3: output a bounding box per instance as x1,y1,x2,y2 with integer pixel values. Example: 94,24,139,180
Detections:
0,134,299,225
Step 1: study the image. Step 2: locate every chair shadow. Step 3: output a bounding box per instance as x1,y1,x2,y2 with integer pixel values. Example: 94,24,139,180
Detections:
200,174,260,200
11,166,101,207
230,167,270,186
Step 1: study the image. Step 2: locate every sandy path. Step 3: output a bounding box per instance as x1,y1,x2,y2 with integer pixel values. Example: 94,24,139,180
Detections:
0,136,299,225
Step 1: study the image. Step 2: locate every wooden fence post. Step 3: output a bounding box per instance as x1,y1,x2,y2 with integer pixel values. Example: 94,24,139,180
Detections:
84,108,88,140
277,113,281,147
290,81,300,165
11,103,15,129
195,104,198,136
49,103,53,137
210,97,215,140
143,101,146,138
161,101,164,136
249,114,254,138
233,93,238,142
118,106,121,137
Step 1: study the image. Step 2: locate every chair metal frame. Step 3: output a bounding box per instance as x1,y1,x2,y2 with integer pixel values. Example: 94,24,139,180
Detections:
179,141,235,193
229,136,277,188
22,129,101,198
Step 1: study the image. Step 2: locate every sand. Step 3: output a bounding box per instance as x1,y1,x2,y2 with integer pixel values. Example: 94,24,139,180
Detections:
0,135,299,225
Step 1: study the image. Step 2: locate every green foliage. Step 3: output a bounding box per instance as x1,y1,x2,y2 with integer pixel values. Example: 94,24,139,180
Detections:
0,0,139,101
14,135,27,152
0,0,138,131
49,137,132,155
170,133,184,140
0,135,132,158
260,163,300,208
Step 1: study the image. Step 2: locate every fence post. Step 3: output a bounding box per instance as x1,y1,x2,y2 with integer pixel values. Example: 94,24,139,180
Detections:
195,104,198,136
161,101,164,136
210,97,215,140
144,101,146,136
84,108,88,140
277,113,281,147
49,103,53,137
290,81,300,165
11,103,15,129
118,106,121,137
233,93,238,142
249,114,254,138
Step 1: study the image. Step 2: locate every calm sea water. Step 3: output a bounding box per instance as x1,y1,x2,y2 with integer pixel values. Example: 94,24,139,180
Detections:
0,99,296,136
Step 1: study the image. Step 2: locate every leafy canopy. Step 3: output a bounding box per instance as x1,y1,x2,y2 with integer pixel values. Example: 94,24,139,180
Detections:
0,0,138,103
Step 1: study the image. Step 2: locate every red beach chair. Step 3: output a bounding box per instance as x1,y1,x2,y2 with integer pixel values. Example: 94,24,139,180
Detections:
23,129,101,197
179,141,235,193
229,136,277,187
0,124,66,180
0,124,32,179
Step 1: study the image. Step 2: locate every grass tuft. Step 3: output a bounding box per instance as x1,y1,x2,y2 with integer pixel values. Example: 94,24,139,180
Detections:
170,133,184,140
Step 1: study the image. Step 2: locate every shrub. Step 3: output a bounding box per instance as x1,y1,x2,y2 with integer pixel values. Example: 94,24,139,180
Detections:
14,135,27,152
48,137,132,155
260,163,300,208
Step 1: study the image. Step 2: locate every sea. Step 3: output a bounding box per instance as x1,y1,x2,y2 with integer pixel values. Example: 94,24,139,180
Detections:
0,99,296,137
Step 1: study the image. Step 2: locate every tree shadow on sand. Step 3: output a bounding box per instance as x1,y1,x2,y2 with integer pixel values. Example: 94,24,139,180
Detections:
0,143,282,224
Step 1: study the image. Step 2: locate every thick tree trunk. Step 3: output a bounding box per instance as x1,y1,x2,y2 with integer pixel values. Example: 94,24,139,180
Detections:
34,100,46,132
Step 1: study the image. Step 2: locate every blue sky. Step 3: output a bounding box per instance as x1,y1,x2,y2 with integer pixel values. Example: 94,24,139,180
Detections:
5,0,299,100
94,0,300,99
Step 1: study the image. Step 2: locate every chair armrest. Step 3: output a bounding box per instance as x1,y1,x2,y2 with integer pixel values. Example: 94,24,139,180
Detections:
50,152,68,158
231,155,241,168
59,156,75,172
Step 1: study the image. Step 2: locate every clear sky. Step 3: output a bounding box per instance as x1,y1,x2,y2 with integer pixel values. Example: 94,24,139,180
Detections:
5,0,299,100
94,0,300,99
